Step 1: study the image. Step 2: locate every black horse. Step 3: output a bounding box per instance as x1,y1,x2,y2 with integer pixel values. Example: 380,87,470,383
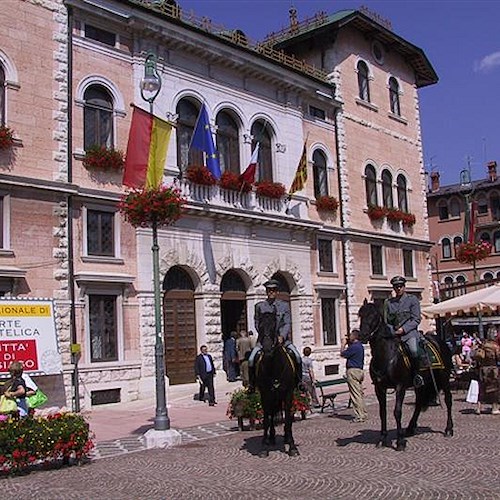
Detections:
358,300,453,451
255,311,299,457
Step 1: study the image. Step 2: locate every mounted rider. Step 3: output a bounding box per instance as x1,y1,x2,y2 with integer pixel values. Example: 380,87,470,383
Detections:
248,279,302,391
384,275,425,388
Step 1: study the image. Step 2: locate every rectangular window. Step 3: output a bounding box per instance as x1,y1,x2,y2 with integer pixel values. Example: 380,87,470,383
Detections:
403,249,414,278
89,294,118,362
438,205,449,220
84,25,116,47
318,239,333,272
309,105,326,120
370,244,384,276
321,297,337,345
87,209,115,257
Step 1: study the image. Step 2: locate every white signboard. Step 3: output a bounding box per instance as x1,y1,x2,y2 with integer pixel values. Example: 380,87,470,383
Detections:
0,299,62,375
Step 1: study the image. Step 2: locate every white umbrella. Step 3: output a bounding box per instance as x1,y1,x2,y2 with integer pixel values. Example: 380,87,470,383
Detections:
422,283,500,317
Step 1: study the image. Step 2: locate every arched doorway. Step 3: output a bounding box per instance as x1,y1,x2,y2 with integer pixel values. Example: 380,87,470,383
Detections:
271,272,293,341
220,270,247,342
163,266,196,385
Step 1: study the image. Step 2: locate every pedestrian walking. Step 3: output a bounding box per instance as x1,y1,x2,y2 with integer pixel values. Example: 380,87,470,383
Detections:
301,347,320,408
194,345,217,406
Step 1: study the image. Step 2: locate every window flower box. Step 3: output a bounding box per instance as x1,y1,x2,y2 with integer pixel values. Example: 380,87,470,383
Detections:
219,171,252,193
456,241,492,265
316,195,339,213
0,125,15,151
118,185,186,228
82,146,124,171
386,207,404,223
255,180,286,199
185,165,217,186
401,212,416,227
367,204,387,221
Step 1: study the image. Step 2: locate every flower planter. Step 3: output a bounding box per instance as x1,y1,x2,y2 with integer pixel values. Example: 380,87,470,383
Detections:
456,241,492,264
219,171,252,193
367,205,387,221
0,126,15,151
83,146,124,171
119,186,186,228
316,195,339,213
186,165,217,186
255,180,286,199
386,208,404,223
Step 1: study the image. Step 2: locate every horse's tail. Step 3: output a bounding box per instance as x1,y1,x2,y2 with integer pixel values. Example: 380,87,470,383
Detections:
418,380,437,412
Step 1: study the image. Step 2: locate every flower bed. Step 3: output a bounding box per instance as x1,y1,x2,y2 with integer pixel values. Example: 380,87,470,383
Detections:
367,204,387,221
316,195,339,213
456,241,492,264
0,412,94,474
255,180,286,199
119,186,186,228
82,145,124,171
0,125,15,150
219,171,252,193
186,165,217,186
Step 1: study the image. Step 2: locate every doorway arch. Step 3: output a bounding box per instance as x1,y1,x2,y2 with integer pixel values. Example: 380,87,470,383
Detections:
220,269,248,342
163,266,196,385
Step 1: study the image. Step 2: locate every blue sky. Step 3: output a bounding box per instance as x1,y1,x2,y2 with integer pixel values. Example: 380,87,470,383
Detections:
179,0,500,187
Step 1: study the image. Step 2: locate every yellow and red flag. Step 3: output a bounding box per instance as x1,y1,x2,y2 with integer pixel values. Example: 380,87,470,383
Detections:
289,143,307,194
123,106,172,189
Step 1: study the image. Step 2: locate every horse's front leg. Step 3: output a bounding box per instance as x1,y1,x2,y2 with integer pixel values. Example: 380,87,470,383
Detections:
260,412,270,457
268,411,276,445
406,387,423,437
375,384,390,448
283,401,299,457
443,381,454,437
394,387,407,451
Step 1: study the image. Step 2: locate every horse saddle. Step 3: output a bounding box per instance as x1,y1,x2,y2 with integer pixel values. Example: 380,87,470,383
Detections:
398,340,445,372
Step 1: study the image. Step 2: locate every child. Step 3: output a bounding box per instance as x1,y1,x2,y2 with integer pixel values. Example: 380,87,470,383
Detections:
4,361,28,417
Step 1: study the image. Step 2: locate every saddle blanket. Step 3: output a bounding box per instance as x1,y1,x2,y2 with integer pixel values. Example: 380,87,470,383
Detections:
399,341,445,371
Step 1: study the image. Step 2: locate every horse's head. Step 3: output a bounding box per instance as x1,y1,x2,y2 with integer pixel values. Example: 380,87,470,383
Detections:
358,298,382,343
258,311,278,356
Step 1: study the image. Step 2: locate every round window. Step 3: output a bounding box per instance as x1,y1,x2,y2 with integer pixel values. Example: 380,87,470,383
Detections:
372,41,384,65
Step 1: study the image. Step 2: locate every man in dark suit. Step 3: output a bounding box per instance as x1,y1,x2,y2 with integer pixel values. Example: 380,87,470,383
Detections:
194,345,217,406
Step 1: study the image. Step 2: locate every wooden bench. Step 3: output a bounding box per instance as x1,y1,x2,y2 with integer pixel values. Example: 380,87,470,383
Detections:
314,377,351,413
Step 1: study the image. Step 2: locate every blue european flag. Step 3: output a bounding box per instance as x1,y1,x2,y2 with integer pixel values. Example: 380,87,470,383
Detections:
190,104,221,180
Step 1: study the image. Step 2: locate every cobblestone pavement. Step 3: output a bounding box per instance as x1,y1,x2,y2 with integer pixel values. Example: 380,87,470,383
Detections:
3,394,499,500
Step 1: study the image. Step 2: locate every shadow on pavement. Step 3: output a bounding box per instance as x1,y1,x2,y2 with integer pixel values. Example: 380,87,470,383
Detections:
240,435,290,456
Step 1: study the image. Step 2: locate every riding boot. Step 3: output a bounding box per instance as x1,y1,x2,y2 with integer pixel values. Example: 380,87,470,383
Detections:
411,357,424,388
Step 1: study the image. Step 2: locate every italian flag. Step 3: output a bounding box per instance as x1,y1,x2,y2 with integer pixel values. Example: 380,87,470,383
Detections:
122,106,172,189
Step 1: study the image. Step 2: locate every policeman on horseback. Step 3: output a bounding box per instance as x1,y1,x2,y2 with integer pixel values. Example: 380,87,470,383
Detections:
248,279,302,392
384,276,425,388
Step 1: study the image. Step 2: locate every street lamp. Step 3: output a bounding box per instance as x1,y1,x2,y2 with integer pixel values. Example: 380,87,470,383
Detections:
140,52,170,431
459,168,484,339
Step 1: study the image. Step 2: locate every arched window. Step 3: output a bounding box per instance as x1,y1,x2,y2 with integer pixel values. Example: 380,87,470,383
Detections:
251,120,273,181
456,275,467,295
220,270,246,292
477,195,488,215
442,238,451,259
491,192,500,220
494,231,500,253
449,198,461,218
438,201,449,220
389,77,400,115
453,236,463,256
396,174,408,212
312,149,328,198
357,61,370,102
480,231,491,243
216,110,240,174
365,164,377,206
0,66,5,125
83,85,114,150
176,98,202,170
381,169,393,208
483,272,494,282
163,266,195,291
443,276,454,298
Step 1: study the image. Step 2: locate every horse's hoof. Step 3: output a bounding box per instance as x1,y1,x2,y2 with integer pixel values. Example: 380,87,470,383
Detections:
288,448,300,457
259,450,269,458
396,440,407,451
376,440,388,448
445,429,453,437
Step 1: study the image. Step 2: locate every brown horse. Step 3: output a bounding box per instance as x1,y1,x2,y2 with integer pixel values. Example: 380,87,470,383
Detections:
358,300,454,451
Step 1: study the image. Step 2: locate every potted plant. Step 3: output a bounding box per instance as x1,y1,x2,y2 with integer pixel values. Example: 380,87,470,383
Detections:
455,240,492,265
315,195,339,213
386,207,404,223
226,388,263,430
185,165,217,186
0,125,15,151
82,145,124,171
367,204,387,221
219,171,252,193
401,212,416,227
292,388,311,420
255,180,286,199
118,186,186,228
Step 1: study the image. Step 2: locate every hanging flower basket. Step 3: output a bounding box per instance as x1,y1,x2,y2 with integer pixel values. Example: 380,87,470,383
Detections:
367,204,387,221
316,195,339,213
219,171,252,193
456,241,492,265
185,165,217,186
401,212,416,227
118,185,186,228
386,208,404,223
0,125,15,150
83,146,124,171
255,180,286,199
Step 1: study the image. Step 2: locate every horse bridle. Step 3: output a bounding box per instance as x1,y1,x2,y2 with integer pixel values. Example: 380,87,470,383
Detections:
363,312,383,341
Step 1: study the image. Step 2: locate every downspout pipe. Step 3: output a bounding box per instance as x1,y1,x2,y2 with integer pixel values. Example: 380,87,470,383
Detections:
65,4,80,412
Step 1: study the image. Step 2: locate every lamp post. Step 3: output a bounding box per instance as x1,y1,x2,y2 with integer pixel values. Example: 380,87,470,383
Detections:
459,168,484,339
140,52,170,431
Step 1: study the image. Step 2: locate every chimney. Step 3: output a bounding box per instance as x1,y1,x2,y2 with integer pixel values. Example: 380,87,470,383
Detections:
487,161,497,182
430,171,440,192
